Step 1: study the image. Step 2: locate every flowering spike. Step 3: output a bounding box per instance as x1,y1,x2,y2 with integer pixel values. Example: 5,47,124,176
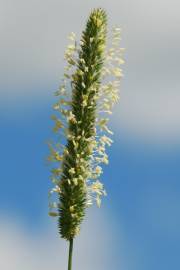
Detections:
48,8,124,246
57,8,107,241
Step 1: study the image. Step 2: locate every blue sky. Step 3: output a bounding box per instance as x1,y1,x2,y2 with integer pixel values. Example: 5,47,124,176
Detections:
1,95,180,270
1,0,180,269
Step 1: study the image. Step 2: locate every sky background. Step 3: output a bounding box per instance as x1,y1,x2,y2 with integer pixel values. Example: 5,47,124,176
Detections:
0,0,180,269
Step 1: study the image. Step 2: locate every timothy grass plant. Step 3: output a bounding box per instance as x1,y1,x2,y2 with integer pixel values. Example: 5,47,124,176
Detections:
47,8,124,270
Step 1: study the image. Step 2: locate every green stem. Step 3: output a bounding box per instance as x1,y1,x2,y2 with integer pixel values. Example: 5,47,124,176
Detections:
68,238,73,270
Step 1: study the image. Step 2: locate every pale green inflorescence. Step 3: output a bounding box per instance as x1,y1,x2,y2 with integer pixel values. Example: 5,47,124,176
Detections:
48,8,124,240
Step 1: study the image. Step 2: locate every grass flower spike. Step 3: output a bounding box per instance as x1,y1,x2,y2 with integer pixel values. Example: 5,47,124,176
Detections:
48,8,124,270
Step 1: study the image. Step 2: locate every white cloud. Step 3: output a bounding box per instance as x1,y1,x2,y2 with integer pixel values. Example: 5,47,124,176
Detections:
113,82,180,143
0,208,123,270
1,0,180,142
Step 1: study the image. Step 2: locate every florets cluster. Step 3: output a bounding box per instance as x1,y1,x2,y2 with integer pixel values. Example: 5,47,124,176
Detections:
48,8,124,240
